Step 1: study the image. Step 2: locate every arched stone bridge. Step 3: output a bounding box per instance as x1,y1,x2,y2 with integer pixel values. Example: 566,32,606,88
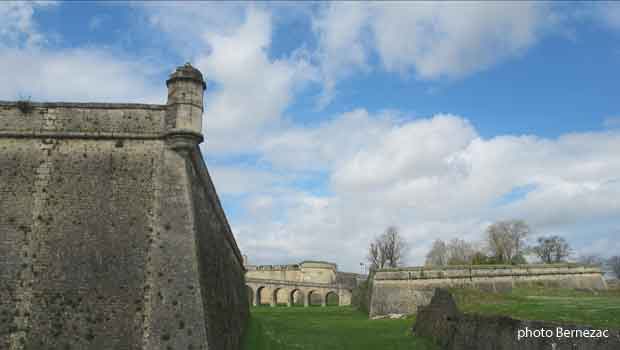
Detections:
246,278,353,307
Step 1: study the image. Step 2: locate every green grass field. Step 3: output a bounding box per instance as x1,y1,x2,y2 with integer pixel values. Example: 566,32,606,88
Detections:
452,286,620,328
242,306,438,350
242,286,620,349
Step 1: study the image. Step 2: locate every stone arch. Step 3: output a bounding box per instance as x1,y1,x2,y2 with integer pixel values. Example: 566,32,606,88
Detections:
272,287,286,306
256,286,266,306
307,290,323,306
289,288,304,306
325,290,339,306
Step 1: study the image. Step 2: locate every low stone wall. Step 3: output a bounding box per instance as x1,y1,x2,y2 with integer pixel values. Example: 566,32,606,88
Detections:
414,289,620,350
370,264,607,317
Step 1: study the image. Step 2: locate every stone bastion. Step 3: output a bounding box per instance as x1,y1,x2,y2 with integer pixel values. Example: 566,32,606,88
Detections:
370,264,607,318
0,63,248,350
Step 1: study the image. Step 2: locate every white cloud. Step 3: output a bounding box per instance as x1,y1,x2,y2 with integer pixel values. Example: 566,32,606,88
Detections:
0,47,164,103
0,1,57,48
259,109,396,172
221,109,620,271
0,2,164,103
332,115,477,192
196,8,318,154
3,2,618,272
371,2,549,79
144,4,319,154
311,2,553,104
141,2,247,58
311,3,371,105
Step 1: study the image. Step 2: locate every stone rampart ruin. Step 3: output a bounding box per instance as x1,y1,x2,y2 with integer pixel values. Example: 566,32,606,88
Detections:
414,289,620,350
370,264,607,317
0,64,248,349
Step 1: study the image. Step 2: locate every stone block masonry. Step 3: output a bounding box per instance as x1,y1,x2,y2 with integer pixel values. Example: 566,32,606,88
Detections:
370,264,607,317
0,63,248,350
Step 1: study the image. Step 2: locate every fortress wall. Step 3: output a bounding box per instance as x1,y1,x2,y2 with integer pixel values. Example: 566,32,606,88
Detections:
245,266,303,282
189,147,248,350
0,65,248,350
0,102,166,137
245,261,340,285
370,265,607,317
0,131,165,349
414,289,620,350
300,266,336,284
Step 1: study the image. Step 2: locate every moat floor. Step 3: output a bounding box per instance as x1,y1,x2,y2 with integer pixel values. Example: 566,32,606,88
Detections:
242,306,438,350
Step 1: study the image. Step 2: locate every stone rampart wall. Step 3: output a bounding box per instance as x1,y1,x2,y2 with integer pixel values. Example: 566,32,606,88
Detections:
0,102,167,138
370,265,607,317
245,261,339,285
189,148,248,349
0,95,247,349
414,289,620,350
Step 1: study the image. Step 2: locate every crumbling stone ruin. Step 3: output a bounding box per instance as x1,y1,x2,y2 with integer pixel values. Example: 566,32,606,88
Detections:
414,289,620,350
0,63,248,349
244,260,361,307
370,264,607,317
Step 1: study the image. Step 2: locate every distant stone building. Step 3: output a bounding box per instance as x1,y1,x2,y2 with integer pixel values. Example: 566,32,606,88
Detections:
245,260,362,307
0,64,248,349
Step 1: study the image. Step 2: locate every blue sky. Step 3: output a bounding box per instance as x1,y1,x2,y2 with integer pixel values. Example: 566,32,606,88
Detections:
2,2,619,271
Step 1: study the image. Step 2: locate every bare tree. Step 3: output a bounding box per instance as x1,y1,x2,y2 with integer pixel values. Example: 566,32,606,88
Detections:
447,238,476,265
532,235,571,264
367,226,408,270
425,239,449,266
425,238,478,266
367,241,386,271
486,220,530,264
382,226,407,268
609,256,620,279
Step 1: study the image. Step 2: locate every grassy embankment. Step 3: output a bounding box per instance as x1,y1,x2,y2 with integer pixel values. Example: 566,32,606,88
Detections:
451,286,620,328
242,306,438,350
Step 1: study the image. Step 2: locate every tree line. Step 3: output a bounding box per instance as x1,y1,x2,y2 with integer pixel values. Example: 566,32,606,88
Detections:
425,219,620,279
365,220,620,280
425,219,574,266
